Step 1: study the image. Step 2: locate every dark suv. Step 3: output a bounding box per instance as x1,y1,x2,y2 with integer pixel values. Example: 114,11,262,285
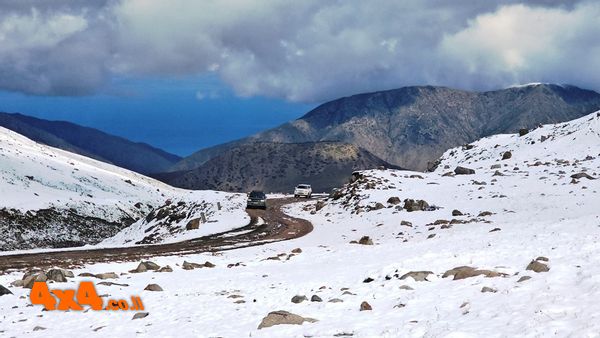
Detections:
246,190,267,209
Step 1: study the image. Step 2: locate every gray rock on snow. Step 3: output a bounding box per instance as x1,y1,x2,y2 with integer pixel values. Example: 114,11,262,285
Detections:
258,310,317,329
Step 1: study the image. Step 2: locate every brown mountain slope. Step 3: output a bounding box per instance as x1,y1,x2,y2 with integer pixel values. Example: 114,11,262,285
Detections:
155,142,399,193
172,84,600,171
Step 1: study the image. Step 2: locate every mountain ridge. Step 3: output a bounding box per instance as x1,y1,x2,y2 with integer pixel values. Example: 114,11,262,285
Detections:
0,112,182,174
171,84,600,172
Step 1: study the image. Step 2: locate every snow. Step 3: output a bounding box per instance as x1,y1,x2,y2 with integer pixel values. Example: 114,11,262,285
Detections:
1,112,600,336
0,126,248,249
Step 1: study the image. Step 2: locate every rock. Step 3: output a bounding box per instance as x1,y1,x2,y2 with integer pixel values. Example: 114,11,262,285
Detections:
481,286,497,293
360,301,372,311
98,281,129,287
489,228,501,232
46,269,69,283
442,266,507,280
387,197,401,205
203,261,216,268
186,218,201,230
502,151,512,160
493,170,505,176
433,219,449,225
358,236,373,245
158,265,173,272
315,201,326,211
517,276,532,282
33,326,46,331
132,312,149,320
490,164,502,169
310,295,323,302
370,203,385,211
454,166,475,175
519,128,529,136
10,280,24,287
291,248,302,254
478,211,493,217
363,277,374,283
452,210,463,216
78,272,96,278
399,271,434,282
535,256,549,262
399,285,414,290
24,272,47,289
526,260,549,273
291,295,308,303
257,310,317,329
401,220,413,227
144,284,163,292
328,298,343,303
130,261,160,273
182,261,204,270
571,172,596,180
95,272,119,280
0,284,12,296
403,199,429,212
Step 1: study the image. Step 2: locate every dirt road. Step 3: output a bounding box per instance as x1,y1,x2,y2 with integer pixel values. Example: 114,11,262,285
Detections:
0,197,313,273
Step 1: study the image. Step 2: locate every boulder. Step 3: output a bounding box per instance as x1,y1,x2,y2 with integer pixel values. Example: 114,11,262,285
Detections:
517,276,532,283
478,211,493,217
291,295,308,304
571,172,596,180
144,284,163,292
132,312,149,320
526,260,549,273
328,298,343,303
46,269,69,283
182,261,204,270
403,199,429,212
399,271,434,282
258,310,317,329
481,287,497,293
0,284,12,296
315,201,326,211
442,266,506,280
358,236,373,245
360,301,372,311
452,210,463,216
186,218,201,230
519,128,529,136
158,266,173,272
502,151,512,160
454,166,475,175
310,295,323,302
490,164,502,169
387,197,401,205
291,248,302,254
24,272,47,289
130,261,160,273
95,272,119,280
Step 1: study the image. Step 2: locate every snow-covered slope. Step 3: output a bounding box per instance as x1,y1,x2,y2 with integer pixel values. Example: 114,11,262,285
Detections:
1,112,599,336
0,126,247,250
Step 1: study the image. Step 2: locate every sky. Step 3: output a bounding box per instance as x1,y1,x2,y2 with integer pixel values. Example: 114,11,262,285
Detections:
0,0,599,156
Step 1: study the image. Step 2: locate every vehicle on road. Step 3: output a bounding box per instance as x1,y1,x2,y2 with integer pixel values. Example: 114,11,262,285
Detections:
246,190,267,209
294,184,312,198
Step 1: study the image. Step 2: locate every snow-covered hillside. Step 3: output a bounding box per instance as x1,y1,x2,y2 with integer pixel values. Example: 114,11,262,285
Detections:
1,112,599,336
0,127,248,250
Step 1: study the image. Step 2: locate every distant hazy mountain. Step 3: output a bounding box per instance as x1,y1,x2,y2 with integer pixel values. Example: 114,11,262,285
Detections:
155,142,399,193
171,84,600,171
0,112,181,174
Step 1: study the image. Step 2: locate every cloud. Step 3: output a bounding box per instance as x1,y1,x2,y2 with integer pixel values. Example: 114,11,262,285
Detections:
0,0,598,101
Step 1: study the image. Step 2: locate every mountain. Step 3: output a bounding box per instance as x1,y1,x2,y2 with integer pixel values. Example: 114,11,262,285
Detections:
155,142,400,193
0,126,246,251
0,112,182,174
171,84,600,172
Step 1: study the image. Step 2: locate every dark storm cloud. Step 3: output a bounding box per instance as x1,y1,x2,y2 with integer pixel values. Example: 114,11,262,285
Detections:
0,0,598,101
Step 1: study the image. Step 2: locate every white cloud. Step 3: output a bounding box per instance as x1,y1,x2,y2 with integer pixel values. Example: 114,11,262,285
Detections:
0,0,598,101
